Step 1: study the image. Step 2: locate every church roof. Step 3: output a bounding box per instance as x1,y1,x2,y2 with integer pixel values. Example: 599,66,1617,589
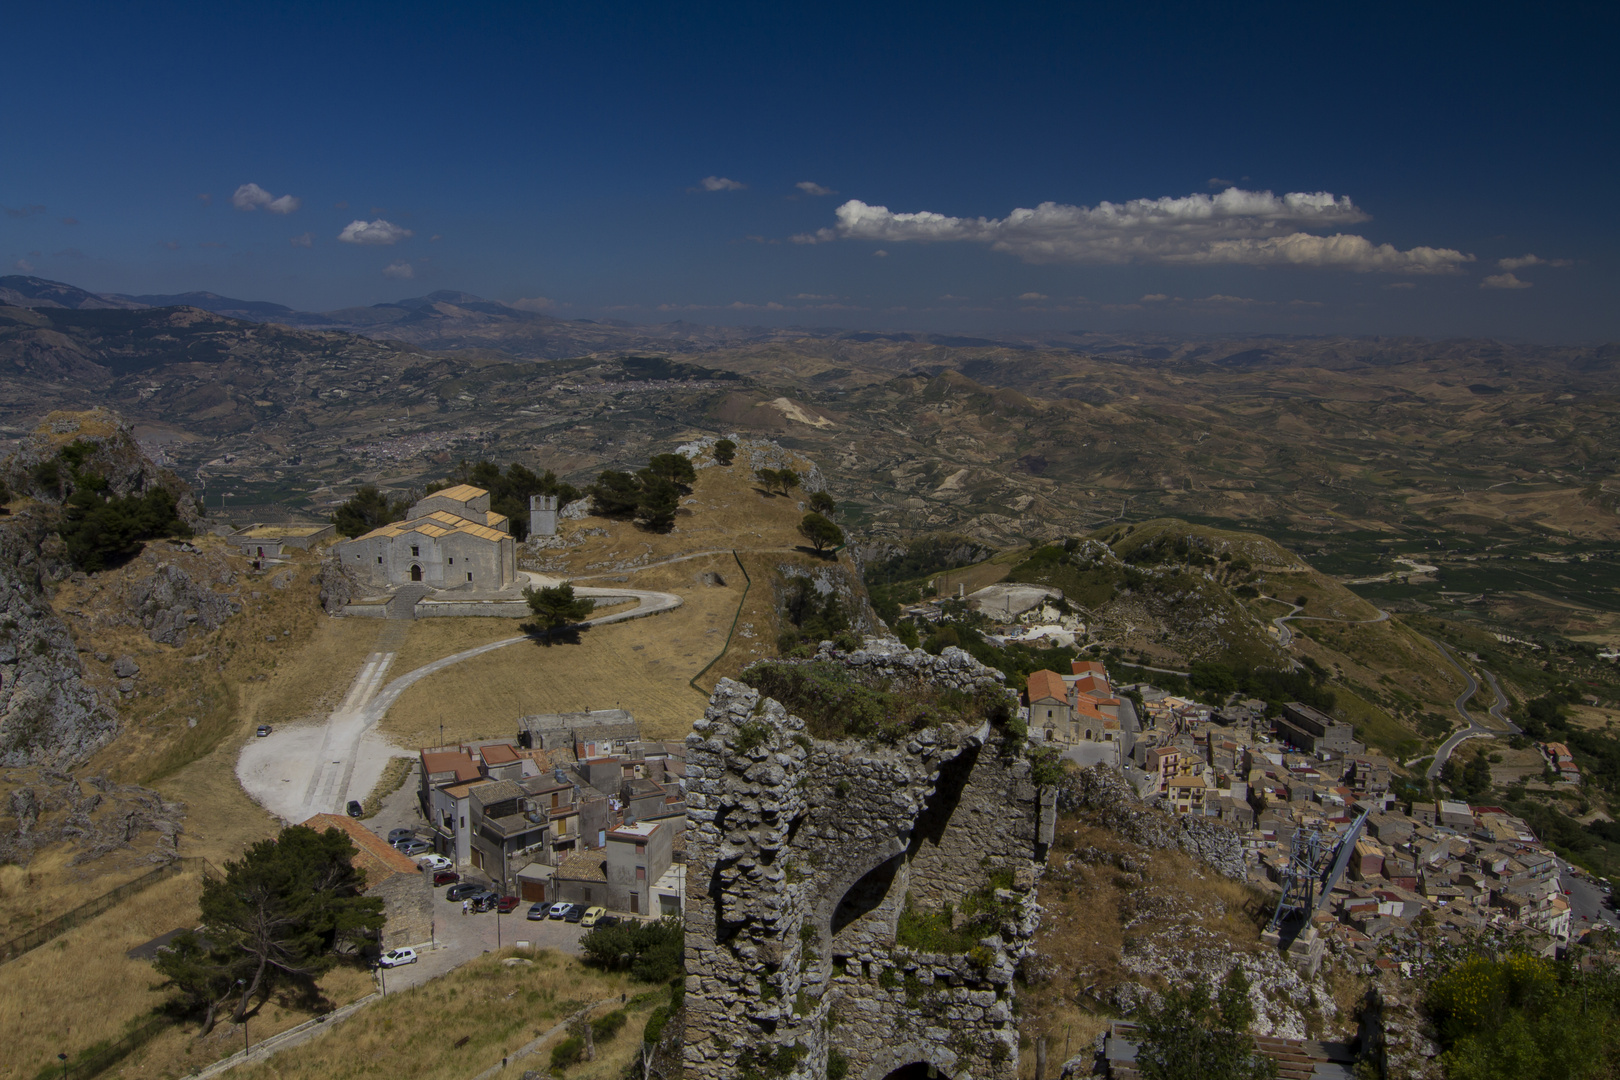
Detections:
351,508,509,544
429,483,488,502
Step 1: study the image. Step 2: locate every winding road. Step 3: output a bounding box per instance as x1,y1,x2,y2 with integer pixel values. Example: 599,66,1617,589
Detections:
1422,637,1517,779
239,579,683,824
1257,595,1517,778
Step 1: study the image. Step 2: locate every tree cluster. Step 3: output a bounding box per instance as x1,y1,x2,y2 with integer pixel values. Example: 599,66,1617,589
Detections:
589,453,695,531
1134,969,1276,1080
331,485,413,538
798,511,843,554
578,915,684,982
755,467,799,496
152,825,384,1033
62,476,192,571
776,577,854,655
429,459,582,541
712,439,737,466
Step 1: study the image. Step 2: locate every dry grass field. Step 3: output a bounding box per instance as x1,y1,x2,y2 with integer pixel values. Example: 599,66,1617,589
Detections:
229,948,666,1080
0,867,372,1080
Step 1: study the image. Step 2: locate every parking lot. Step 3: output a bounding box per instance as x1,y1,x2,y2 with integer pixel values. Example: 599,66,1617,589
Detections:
357,767,592,993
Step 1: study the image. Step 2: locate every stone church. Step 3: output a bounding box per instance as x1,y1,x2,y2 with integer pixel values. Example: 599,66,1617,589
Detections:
335,484,516,590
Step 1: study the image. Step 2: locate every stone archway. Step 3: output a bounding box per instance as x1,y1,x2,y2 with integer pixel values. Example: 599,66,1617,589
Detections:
881,1066,953,1080
410,564,423,581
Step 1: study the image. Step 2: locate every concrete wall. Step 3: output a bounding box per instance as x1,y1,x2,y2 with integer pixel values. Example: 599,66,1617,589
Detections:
683,643,1046,1080
607,822,673,916
411,491,490,519
371,871,433,948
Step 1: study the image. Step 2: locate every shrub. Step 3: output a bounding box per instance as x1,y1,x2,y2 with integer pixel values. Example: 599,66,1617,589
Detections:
62,482,192,572
578,916,684,983
549,1035,584,1071
741,660,1008,744
591,1009,627,1041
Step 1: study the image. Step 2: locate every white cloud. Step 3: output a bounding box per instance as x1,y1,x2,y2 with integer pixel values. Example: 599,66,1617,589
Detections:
510,296,554,312
791,228,837,245
339,219,413,245
14,258,34,272
696,176,746,192
290,232,313,248
1018,292,1048,301
826,187,1472,273
1197,294,1265,304
1140,293,1170,302
872,249,889,257
382,260,415,279
1497,253,1571,270
196,193,212,206
1481,272,1531,290
796,181,836,196
794,293,838,301
232,182,301,214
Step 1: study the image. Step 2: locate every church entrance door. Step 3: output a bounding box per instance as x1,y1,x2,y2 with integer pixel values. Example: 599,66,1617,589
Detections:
410,564,423,581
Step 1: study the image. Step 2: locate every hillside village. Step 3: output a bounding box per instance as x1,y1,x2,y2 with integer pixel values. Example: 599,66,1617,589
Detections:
2,410,1619,1080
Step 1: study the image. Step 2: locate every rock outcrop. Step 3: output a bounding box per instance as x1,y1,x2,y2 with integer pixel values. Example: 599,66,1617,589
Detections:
0,517,118,767
684,641,1052,1080
1056,763,1246,879
317,557,362,614
0,769,184,866
113,561,241,646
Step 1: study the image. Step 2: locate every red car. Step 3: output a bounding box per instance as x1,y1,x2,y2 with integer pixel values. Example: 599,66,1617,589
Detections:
497,896,521,914
433,871,461,887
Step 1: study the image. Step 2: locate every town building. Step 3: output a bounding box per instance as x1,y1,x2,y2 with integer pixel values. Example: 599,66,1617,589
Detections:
1274,702,1363,756
335,483,516,590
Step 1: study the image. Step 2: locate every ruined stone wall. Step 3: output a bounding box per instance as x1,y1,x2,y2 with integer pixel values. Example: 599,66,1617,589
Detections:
685,642,1048,1080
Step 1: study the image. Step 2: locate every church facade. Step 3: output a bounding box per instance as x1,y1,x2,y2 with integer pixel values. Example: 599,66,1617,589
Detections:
335,484,517,590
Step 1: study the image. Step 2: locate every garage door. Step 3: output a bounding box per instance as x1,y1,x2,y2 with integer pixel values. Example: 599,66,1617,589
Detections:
521,881,547,902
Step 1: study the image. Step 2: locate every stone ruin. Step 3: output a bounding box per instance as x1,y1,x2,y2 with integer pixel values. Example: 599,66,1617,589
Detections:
684,641,1056,1080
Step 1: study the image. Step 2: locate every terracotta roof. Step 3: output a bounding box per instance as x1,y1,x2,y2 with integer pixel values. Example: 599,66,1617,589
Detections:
299,813,419,882
429,483,488,502
422,750,481,782
1026,669,1069,704
554,850,608,883
1071,660,1106,676
350,508,509,545
481,743,519,766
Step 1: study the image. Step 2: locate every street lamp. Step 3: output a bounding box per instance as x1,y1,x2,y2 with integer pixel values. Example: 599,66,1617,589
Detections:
58,1052,67,1080
235,980,249,1055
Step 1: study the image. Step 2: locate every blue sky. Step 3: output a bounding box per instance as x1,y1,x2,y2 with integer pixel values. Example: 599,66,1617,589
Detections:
4,2,1616,339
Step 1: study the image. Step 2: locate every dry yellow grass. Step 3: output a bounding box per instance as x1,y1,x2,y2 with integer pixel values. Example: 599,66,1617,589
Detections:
229,948,666,1080
0,866,371,1080
381,556,747,745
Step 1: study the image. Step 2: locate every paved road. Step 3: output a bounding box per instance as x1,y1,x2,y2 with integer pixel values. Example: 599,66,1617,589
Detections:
1556,856,1619,935
1423,637,1520,780
1264,597,1390,647
239,581,682,823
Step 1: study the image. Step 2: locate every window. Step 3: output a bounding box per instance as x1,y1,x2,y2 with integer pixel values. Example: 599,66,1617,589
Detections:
376,556,383,564
447,557,454,564
636,865,646,880
466,572,473,581
635,842,646,855
411,545,419,556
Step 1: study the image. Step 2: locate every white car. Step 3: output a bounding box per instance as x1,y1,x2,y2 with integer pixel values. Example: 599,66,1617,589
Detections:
548,901,573,919
378,947,418,968
418,855,452,872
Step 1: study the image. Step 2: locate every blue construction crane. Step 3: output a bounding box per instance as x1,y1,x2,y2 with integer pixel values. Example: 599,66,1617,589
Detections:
1266,808,1371,934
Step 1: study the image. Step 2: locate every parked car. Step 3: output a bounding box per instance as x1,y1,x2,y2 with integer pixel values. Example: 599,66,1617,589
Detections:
497,896,521,914
346,800,364,818
579,906,607,928
526,902,549,921
596,915,622,929
433,870,461,887
378,947,417,968
399,840,432,856
447,883,484,902
256,725,272,737
419,855,452,873
387,828,415,845
547,901,572,919
564,903,587,923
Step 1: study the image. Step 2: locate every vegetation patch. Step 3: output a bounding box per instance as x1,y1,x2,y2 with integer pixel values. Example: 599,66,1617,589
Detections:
741,660,1010,743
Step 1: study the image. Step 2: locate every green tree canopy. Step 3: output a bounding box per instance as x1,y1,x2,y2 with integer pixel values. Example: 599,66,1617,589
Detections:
332,485,411,538
153,825,383,1032
62,480,192,571
713,438,737,466
635,471,681,531
590,470,643,518
430,460,583,541
524,582,596,642
808,490,836,515
756,467,801,495
644,453,696,491
579,916,684,982
1134,970,1276,1080
799,511,844,554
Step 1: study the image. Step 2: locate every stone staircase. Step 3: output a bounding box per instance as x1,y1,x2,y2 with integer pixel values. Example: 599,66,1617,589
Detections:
385,583,431,620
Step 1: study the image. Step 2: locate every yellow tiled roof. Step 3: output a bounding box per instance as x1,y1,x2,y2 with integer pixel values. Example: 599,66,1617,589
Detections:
351,511,510,544
430,483,487,502
486,511,508,528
